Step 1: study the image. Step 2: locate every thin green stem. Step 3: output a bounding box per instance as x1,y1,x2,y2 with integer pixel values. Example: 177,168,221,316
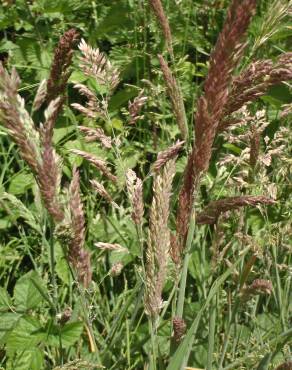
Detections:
149,317,157,370
176,199,197,318
207,295,216,370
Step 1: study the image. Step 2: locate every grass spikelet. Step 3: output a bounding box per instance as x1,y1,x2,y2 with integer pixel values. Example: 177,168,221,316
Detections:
196,195,275,225
78,126,112,148
78,39,119,92
95,242,127,252
71,149,117,183
128,90,148,125
90,179,119,208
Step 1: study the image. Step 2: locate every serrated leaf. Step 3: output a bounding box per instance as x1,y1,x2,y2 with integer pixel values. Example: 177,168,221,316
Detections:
6,348,44,370
14,271,45,310
6,316,45,353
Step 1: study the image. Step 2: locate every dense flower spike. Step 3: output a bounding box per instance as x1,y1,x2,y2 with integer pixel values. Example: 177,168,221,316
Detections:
47,29,79,102
69,167,92,287
145,159,176,316
126,169,144,225
78,126,112,148
196,196,275,225
176,0,257,247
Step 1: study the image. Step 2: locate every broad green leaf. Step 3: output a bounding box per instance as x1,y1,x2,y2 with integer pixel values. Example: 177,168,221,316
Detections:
47,322,83,348
0,287,11,311
6,348,44,370
8,172,34,195
53,125,75,145
0,312,22,343
14,271,45,310
6,316,45,353
55,242,70,285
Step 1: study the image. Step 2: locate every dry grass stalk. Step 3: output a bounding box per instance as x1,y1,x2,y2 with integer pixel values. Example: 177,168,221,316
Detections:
151,140,184,173
145,159,176,316
90,179,118,208
126,169,144,225
78,126,112,148
128,90,148,125
47,29,79,103
149,0,174,57
71,149,117,183
176,0,257,247
78,39,119,92
219,52,292,130
69,167,92,287
196,195,275,225
158,54,188,139
95,242,127,253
